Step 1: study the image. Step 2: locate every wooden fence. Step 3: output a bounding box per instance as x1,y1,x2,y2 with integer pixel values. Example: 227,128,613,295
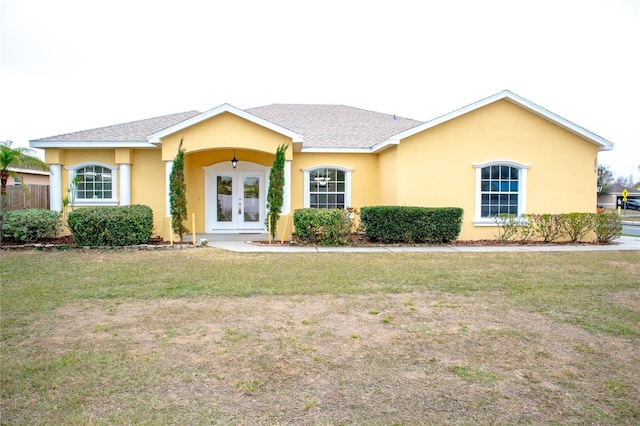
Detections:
4,185,50,210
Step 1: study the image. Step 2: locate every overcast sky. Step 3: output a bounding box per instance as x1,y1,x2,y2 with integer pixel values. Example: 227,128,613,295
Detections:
1,0,638,180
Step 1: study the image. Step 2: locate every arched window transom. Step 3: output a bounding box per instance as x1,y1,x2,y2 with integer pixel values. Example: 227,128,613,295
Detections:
76,165,113,200
65,162,119,206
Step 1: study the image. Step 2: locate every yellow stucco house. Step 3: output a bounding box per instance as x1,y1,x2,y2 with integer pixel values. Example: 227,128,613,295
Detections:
30,90,613,241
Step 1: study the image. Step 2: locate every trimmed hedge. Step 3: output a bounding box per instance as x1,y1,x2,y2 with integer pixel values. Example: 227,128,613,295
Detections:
293,208,351,246
67,205,154,246
2,209,61,242
360,206,463,243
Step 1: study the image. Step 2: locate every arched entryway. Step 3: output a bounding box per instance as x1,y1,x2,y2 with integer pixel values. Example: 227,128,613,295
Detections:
203,161,269,232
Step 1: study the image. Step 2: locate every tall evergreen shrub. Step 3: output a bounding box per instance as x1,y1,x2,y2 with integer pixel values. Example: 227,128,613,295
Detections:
266,144,288,239
169,138,188,239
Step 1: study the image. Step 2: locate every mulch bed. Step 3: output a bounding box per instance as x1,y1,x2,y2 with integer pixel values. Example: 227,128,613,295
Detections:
0,235,193,250
253,238,615,247
2,235,616,250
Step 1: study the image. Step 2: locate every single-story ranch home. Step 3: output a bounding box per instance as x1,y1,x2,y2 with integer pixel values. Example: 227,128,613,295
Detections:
30,90,613,241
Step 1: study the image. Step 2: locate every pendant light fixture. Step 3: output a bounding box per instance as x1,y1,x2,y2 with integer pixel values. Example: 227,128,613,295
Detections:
231,149,238,169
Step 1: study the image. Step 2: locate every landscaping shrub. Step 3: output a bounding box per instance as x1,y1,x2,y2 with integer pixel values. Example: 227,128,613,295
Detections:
293,208,351,246
492,212,620,244
560,212,596,243
360,206,463,243
2,209,61,242
493,213,521,242
594,212,622,244
67,205,154,246
525,213,566,243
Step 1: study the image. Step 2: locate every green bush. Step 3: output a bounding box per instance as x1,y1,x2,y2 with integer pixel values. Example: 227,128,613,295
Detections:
493,213,521,242
293,208,351,246
594,212,622,244
560,212,596,243
360,206,463,244
492,212,619,244
67,205,154,246
525,213,566,243
2,209,61,242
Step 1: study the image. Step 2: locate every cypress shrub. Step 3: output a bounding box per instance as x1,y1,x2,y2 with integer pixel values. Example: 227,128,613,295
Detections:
169,138,188,239
360,206,463,243
267,144,288,239
68,205,153,246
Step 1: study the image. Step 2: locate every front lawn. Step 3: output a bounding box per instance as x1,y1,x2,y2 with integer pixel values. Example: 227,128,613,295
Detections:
1,250,638,424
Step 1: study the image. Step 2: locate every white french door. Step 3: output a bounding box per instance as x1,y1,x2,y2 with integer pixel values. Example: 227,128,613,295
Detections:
204,162,267,232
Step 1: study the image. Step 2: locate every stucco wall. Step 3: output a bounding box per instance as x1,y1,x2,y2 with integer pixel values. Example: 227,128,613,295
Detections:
130,149,165,235
56,149,119,202
377,147,398,205
393,100,599,240
290,153,380,211
161,112,293,161
41,100,602,241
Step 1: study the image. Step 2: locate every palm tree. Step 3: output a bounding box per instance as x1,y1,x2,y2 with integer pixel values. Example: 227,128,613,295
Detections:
0,140,49,242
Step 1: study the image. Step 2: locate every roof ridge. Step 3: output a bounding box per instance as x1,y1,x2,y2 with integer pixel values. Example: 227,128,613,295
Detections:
247,103,423,123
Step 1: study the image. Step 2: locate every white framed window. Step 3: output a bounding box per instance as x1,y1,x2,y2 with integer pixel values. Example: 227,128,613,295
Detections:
473,160,529,226
302,165,353,209
65,162,119,206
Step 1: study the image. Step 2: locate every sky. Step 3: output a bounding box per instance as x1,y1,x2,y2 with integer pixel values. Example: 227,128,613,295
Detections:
1,0,638,180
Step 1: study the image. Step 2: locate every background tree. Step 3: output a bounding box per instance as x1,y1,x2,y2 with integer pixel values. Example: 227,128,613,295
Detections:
614,174,635,189
597,164,614,195
169,138,188,239
0,140,49,242
266,144,288,239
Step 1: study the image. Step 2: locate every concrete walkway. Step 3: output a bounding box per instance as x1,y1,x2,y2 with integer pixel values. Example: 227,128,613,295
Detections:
184,234,640,253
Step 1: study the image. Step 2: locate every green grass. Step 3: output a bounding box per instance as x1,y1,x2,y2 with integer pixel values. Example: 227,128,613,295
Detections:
2,250,638,336
1,249,639,424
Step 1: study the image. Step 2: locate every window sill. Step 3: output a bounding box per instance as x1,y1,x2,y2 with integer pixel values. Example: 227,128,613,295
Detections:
473,218,498,227
72,199,119,207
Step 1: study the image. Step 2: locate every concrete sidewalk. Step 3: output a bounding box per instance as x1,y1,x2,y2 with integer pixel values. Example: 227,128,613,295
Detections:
186,234,640,253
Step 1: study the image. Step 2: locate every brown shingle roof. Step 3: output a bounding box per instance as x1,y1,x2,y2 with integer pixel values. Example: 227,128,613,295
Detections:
246,104,423,148
32,111,201,142
32,105,424,149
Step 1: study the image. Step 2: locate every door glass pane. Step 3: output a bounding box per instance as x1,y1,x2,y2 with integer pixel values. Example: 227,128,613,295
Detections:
243,176,260,222
217,176,233,222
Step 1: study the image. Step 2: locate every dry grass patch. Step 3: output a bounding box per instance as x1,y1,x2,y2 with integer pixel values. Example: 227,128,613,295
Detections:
1,250,639,424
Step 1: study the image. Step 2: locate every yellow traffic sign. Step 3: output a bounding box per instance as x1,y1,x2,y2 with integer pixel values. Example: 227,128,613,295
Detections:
622,189,628,201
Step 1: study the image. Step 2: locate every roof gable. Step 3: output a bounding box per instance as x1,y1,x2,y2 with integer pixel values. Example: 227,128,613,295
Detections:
147,104,304,144
375,90,614,152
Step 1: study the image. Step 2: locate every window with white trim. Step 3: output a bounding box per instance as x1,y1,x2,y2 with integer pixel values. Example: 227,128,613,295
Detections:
474,161,529,225
480,164,519,216
66,163,119,206
303,166,353,209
